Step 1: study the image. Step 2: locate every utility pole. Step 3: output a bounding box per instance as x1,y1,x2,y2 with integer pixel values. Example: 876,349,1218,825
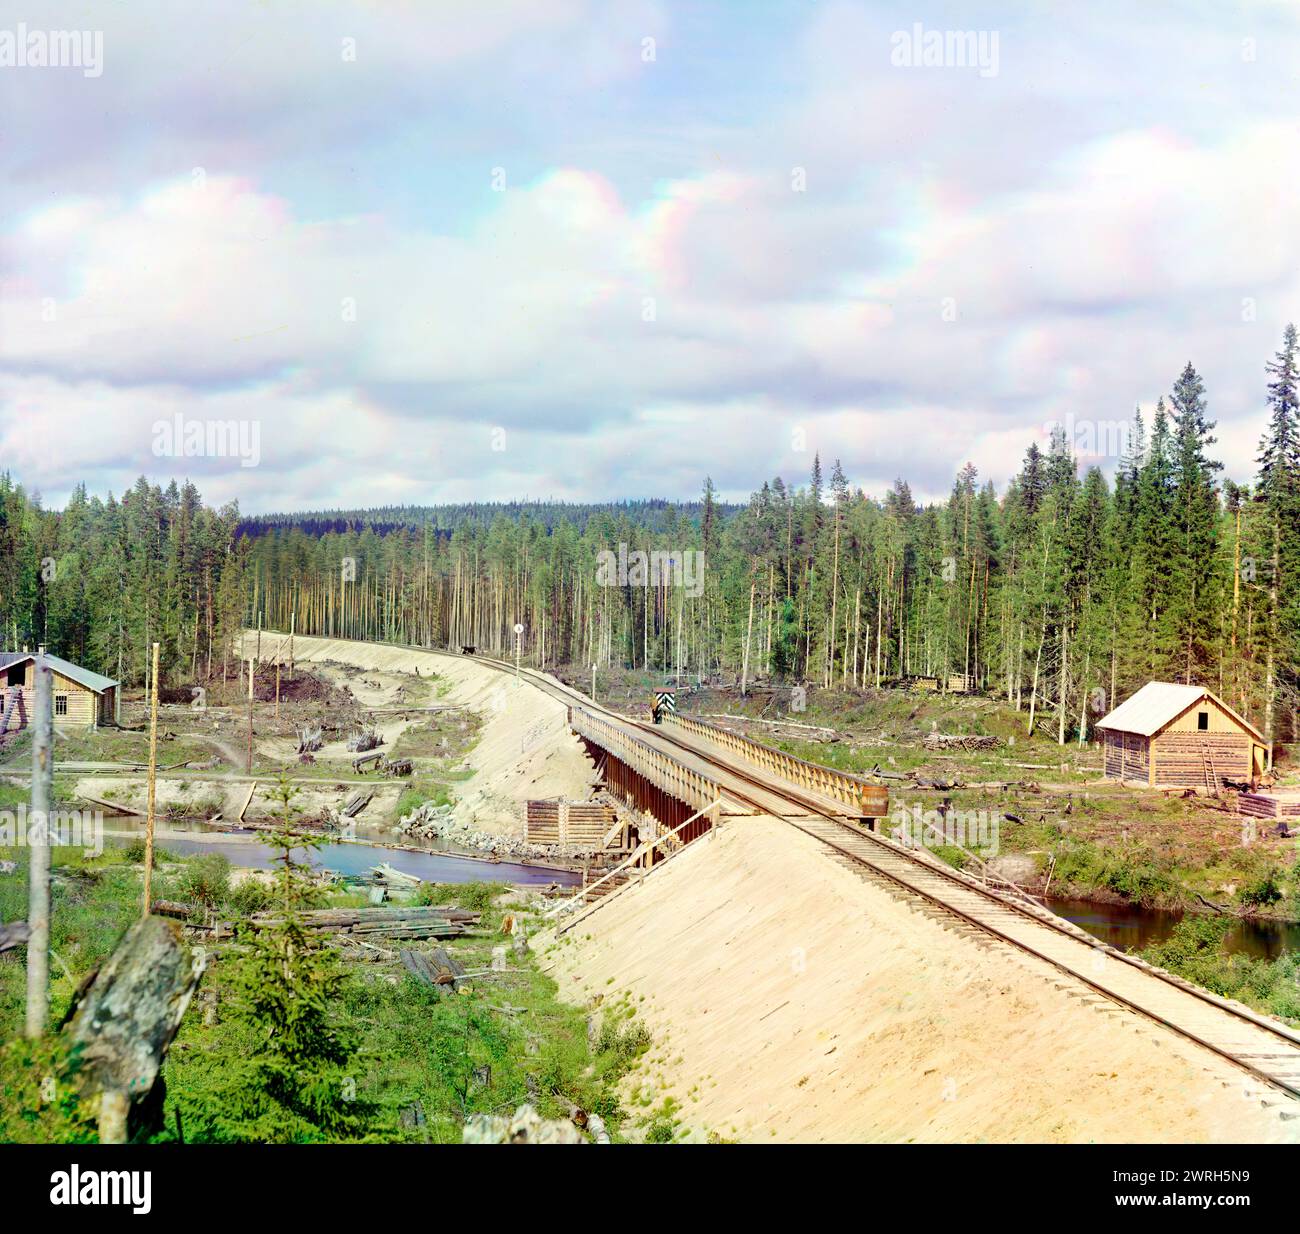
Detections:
591,662,597,702
142,642,160,919
24,653,53,1038
246,657,255,775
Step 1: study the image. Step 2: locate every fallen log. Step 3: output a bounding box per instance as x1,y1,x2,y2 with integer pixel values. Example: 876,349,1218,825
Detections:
923,733,999,751
341,789,374,818
0,920,31,952
400,945,468,989
150,899,198,920
78,793,148,818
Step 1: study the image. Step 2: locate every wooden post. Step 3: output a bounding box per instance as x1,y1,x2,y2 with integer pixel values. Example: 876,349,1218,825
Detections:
24,654,53,1038
142,642,160,919
246,658,255,775
289,611,295,681
275,661,281,721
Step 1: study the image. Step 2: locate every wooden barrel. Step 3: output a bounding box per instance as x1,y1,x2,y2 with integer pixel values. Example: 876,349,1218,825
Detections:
858,784,889,820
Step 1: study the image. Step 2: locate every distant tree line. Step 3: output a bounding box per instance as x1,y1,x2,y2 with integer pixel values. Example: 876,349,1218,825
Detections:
2,326,1297,748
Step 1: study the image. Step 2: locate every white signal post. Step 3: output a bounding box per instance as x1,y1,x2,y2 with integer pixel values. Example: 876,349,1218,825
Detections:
514,623,524,676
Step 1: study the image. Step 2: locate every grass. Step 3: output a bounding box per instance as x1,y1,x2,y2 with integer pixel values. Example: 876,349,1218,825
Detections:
1141,916,1300,1022
0,847,633,1144
688,685,1300,919
393,779,453,824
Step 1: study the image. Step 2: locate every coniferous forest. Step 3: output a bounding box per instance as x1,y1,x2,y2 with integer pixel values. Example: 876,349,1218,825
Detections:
3,330,1298,750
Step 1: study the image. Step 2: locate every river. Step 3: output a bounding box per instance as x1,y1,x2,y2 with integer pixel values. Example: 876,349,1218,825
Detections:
1047,895,1300,961
101,817,581,888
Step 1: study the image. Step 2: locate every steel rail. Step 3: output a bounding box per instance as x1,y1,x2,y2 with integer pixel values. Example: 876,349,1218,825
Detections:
283,635,1300,1107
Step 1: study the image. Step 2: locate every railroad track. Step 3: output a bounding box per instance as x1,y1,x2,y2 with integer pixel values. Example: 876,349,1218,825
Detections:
303,639,1300,1113
640,713,1300,1113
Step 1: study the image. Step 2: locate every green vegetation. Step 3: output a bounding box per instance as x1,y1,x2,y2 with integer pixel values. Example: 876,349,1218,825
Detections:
1141,918,1300,1022
0,801,635,1144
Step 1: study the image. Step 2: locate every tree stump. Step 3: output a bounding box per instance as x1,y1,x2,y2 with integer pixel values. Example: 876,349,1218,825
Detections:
65,916,202,1143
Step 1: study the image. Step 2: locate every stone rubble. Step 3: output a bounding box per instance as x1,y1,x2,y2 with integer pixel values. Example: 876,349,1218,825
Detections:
462,1103,585,1144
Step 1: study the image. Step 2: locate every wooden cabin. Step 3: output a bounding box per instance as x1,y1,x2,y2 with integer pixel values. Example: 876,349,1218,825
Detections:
0,648,119,732
1096,682,1269,791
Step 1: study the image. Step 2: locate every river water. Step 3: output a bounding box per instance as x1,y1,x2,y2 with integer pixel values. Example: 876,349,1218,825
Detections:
96,818,1295,949
100,817,580,888
1047,896,1300,961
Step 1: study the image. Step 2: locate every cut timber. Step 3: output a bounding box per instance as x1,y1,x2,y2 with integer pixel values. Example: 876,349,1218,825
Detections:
149,899,197,920
1239,789,1300,820
237,782,257,823
341,789,374,818
923,733,999,751
65,916,201,1142
372,861,420,886
525,798,618,846
245,905,481,940
400,946,467,989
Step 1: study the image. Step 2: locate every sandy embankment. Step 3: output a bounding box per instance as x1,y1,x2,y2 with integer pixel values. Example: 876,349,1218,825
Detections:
237,634,594,834
543,816,1296,1144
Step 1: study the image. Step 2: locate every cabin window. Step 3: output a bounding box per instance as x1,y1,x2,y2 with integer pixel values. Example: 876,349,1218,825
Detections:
1197,711,1208,731
55,694,68,717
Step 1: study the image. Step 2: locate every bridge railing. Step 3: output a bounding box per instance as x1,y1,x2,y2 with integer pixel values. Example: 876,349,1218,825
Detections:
568,706,725,817
662,712,887,818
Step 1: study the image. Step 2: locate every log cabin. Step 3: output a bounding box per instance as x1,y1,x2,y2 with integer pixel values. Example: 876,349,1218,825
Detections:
0,647,119,732
1096,681,1269,790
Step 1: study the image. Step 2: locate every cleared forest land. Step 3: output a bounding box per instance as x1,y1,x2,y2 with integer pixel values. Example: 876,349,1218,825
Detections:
630,679,1300,920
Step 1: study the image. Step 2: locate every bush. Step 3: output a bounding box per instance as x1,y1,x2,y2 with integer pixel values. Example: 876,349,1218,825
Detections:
120,839,177,867
1140,917,1300,1019
178,853,231,908
0,1037,96,1144
595,1017,651,1078
415,881,504,912
1237,870,1283,908
227,878,274,917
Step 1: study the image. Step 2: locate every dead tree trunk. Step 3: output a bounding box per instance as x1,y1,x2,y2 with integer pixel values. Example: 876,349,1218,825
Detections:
66,916,202,1143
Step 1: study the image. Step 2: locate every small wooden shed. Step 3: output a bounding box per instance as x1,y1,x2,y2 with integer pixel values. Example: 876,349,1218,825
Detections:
1096,682,1269,790
0,648,119,732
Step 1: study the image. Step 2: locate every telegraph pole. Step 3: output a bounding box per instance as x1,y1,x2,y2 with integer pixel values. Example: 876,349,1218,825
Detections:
24,653,53,1037
142,642,160,918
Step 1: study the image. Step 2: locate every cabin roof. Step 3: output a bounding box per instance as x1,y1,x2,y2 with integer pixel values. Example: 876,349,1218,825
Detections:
0,651,118,694
1096,681,1265,743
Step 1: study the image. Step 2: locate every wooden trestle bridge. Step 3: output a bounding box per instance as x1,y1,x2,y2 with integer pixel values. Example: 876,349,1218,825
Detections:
261,634,1300,1123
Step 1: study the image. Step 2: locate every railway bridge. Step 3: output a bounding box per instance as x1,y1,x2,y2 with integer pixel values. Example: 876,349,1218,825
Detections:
241,632,1300,1128
479,655,1300,1120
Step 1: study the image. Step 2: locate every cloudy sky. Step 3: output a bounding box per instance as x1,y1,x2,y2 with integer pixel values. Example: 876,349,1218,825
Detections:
2,1,1298,513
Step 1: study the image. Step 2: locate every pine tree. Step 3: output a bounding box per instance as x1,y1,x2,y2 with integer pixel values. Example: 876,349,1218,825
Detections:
1256,324,1300,763
1169,363,1223,681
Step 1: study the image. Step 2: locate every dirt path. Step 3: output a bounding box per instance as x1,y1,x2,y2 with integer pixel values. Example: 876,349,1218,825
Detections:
238,634,594,834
